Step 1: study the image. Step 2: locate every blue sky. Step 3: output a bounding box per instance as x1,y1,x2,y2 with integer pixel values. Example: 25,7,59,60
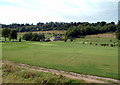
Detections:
0,0,119,24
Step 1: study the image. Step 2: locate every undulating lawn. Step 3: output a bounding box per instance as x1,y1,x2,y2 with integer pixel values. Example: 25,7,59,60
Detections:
2,38,118,79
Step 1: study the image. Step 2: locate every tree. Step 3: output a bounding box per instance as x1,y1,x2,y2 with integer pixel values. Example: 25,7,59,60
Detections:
65,26,81,42
9,29,17,41
63,35,68,42
100,21,106,26
116,26,120,40
36,33,45,41
84,25,92,35
31,33,38,41
2,28,10,41
23,33,32,41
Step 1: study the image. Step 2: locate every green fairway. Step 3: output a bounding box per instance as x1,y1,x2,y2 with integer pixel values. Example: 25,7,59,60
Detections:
2,38,118,79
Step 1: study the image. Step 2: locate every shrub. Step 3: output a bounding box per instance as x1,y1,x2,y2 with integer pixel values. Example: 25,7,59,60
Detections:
23,33,32,41
31,33,38,41
116,29,120,40
38,33,45,41
23,33,45,41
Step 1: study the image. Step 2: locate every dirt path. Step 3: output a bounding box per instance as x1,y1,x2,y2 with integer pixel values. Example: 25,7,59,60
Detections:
17,63,120,84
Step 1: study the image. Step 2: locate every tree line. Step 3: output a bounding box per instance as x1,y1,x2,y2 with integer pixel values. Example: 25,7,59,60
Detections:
2,21,120,42
2,21,117,33
64,21,120,41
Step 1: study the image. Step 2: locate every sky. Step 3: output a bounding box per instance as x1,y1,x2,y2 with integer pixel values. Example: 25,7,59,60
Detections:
0,0,119,25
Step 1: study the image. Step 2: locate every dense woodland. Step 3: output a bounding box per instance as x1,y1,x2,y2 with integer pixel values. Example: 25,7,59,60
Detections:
2,21,117,33
1,21,120,41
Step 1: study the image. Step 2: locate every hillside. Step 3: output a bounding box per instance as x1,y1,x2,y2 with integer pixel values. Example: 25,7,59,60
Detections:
86,33,116,38
18,31,116,39
18,30,66,35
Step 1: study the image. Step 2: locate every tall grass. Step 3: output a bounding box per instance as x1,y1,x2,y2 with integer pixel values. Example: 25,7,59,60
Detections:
2,61,85,83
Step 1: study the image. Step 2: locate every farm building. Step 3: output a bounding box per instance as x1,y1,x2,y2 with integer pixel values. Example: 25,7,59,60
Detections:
50,36,62,41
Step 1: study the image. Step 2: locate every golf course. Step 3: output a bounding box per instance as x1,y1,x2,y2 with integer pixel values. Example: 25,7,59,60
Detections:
2,37,118,79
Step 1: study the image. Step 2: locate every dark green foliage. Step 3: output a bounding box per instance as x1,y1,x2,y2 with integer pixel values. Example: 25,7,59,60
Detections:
23,33,45,41
23,33,32,41
2,28,10,41
31,33,38,41
64,21,117,41
38,33,45,41
115,22,120,40
100,21,106,26
9,29,17,41
1,21,118,42
2,21,117,33
8,35,12,41
2,28,18,41
116,27,120,40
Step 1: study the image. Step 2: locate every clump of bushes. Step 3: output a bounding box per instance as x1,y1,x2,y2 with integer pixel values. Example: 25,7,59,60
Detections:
23,33,45,41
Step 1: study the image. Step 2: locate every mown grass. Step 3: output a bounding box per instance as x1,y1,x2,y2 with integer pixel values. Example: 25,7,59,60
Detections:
2,37,118,79
2,61,85,83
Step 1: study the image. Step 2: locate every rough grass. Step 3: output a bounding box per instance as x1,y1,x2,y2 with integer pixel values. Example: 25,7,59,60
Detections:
2,61,85,83
17,30,66,39
18,30,66,35
2,37,118,79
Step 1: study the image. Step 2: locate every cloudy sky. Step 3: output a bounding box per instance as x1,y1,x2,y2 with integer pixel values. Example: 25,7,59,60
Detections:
0,0,119,24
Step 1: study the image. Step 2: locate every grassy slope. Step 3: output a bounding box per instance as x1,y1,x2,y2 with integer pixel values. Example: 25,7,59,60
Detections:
3,61,85,83
2,37,118,79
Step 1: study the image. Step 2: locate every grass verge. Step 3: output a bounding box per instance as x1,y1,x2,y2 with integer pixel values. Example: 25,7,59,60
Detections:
2,61,86,83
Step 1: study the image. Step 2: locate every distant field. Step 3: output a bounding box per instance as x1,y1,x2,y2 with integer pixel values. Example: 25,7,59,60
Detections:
18,31,116,39
86,33,116,38
18,30,66,35
2,37,118,79
17,30,66,39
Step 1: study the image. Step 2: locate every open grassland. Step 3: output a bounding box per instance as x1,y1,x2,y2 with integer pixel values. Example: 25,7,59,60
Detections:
2,37,118,79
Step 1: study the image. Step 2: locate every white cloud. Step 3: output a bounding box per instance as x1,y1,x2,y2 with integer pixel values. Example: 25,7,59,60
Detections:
0,5,65,24
0,0,118,24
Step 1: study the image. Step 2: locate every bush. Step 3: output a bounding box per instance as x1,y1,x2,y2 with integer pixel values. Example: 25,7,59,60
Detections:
31,33,38,41
116,30,120,40
38,33,45,41
23,33,32,41
23,33,45,41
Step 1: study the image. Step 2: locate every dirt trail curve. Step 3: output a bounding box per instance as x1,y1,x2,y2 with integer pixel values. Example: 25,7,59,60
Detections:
18,63,120,84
